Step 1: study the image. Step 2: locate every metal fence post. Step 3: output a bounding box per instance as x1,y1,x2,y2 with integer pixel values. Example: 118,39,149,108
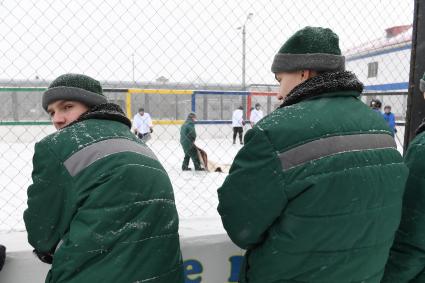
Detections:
404,0,425,151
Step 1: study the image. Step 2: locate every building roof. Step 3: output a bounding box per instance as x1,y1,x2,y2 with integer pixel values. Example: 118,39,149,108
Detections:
344,25,412,58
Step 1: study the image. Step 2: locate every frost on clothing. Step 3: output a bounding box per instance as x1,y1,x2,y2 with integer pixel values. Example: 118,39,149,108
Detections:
24,103,184,283
218,71,408,283
382,122,425,282
133,112,153,134
232,109,244,127
249,109,263,125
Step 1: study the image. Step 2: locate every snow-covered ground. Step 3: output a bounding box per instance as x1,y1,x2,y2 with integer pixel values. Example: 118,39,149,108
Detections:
0,124,405,233
0,124,243,233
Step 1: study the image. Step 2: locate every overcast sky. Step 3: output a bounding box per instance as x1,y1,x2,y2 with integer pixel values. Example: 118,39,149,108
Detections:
0,0,414,86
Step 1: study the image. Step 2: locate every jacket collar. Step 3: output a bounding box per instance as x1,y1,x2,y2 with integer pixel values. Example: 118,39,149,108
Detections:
279,71,364,108
68,103,132,129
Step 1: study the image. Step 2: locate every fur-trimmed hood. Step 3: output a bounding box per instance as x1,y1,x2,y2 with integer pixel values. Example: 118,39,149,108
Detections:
279,71,364,108
69,103,132,129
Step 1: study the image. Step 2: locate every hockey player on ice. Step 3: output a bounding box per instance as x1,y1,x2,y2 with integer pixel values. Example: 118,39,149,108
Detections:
232,106,245,145
249,103,264,127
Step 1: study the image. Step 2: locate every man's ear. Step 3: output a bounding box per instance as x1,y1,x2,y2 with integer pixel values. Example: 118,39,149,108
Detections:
302,69,317,81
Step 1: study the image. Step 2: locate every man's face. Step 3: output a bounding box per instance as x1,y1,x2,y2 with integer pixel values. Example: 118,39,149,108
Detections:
384,107,391,114
275,71,304,101
139,111,144,116
47,100,89,130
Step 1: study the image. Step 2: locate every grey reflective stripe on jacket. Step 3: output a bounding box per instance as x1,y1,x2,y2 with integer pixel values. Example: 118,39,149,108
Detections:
64,138,158,176
279,133,396,170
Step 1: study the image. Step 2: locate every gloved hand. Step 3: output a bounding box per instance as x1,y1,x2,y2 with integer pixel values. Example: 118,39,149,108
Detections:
0,245,5,271
33,249,53,264
150,128,153,133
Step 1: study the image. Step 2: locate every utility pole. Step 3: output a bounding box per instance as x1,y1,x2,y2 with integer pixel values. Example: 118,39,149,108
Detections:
237,13,253,120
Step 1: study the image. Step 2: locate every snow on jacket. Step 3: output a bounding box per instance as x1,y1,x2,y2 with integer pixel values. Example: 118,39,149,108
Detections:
180,118,196,152
232,109,244,127
24,103,184,283
382,122,425,283
218,71,408,283
249,109,263,125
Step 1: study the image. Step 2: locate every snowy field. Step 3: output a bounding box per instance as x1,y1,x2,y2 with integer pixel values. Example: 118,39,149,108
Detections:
0,124,405,233
0,124,243,233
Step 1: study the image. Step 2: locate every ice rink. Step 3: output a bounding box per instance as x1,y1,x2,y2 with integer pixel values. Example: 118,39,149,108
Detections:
0,124,244,232
0,123,405,233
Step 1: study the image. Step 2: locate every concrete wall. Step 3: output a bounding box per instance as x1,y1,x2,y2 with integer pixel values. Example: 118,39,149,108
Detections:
0,217,245,283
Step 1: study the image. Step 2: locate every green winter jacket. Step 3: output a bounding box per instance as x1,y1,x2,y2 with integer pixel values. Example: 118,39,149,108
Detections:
180,119,196,152
24,104,184,283
217,72,408,283
382,124,425,283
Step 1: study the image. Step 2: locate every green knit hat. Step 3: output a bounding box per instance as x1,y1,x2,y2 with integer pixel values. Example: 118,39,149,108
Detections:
271,26,345,73
420,72,425,92
42,73,107,111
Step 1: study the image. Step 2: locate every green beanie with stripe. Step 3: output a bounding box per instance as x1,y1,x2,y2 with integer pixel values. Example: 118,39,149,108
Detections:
271,26,345,73
42,73,107,111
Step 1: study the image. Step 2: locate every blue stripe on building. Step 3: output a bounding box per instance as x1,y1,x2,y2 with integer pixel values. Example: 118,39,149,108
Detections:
346,43,411,62
364,82,408,92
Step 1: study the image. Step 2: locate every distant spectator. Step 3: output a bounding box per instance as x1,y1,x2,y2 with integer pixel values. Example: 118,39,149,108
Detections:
232,106,244,145
133,107,153,141
370,98,383,116
180,112,204,171
0,244,5,271
383,105,396,136
249,103,264,127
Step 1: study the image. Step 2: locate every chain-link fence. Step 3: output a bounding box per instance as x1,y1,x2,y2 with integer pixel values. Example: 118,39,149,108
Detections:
0,0,414,232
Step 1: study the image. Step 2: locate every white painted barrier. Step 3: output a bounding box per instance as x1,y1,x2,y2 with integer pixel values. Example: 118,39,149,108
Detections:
0,217,245,283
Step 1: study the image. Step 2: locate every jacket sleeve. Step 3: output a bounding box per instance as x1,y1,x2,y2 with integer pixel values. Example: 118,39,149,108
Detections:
23,141,76,253
147,114,153,127
382,143,425,282
217,127,288,249
249,111,255,123
188,125,196,142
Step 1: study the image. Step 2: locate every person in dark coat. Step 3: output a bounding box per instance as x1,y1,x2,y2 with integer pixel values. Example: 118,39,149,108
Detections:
382,72,425,282
24,73,184,283
180,112,204,171
218,26,408,283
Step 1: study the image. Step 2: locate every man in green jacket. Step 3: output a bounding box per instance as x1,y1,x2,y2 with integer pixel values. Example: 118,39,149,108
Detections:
217,27,408,283
24,74,184,283
180,112,204,171
382,72,425,282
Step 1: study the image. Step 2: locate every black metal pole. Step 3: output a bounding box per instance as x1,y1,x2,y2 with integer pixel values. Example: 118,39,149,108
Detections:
404,0,425,152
